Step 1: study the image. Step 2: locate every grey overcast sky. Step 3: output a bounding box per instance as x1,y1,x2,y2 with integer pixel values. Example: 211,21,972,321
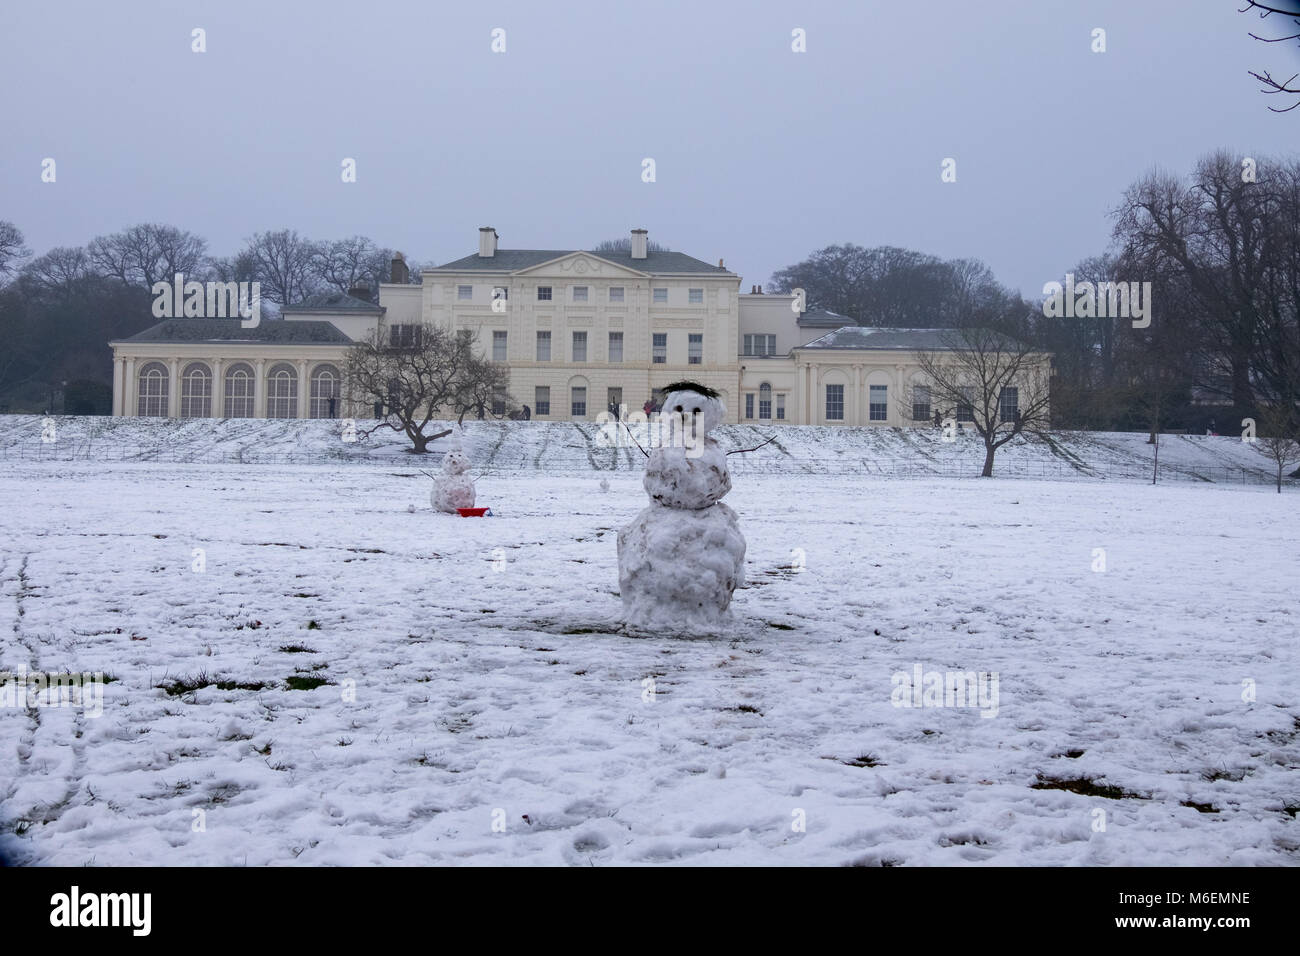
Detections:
1,0,1295,297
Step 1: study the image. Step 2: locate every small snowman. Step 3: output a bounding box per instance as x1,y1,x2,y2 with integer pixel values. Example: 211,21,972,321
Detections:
617,382,746,631
430,430,476,514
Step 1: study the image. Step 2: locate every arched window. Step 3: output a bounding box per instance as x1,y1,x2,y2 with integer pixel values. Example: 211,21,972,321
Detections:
758,382,772,420
224,363,255,418
310,364,342,419
266,363,298,419
180,362,212,418
136,362,169,417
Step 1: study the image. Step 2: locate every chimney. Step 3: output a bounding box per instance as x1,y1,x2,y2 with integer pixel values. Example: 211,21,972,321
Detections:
757,285,763,294
478,227,498,258
718,258,724,268
349,279,371,301
390,252,409,285
630,228,648,260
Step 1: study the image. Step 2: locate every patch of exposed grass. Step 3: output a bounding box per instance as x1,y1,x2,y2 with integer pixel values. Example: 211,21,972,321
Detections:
1181,800,1219,814
278,644,316,654
158,673,267,697
841,753,884,768
285,674,330,691
1031,776,1145,800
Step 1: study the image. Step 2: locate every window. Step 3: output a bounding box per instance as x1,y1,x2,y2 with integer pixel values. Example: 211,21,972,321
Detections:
180,363,211,418
913,385,931,422
224,363,254,418
573,286,588,303
572,330,587,362
608,331,623,363
536,330,551,362
999,386,1020,423
652,332,667,363
607,387,623,416
688,333,703,365
870,385,888,422
390,324,421,348
537,286,552,301
492,330,508,361
267,363,298,419
776,393,786,420
743,334,777,356
826,384,844,421
138,364,171,416
653,287,667,303
688,288,703,304
136,363,169,417
957,386,975,423
571,386,587,417
609,286,624,303
758,383,772,420
310,364,342,419
534,386,550,416
492,286,509,302
492,386,507,416
745,393,755,419
457,285,472,300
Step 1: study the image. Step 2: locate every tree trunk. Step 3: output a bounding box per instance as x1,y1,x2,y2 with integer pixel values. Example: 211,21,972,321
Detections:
981,444,996,477
412,434,429,454
1279,463,1283,494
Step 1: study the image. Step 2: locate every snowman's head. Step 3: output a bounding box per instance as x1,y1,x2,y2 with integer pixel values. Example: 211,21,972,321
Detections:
442,451,471,475
661,382,726,437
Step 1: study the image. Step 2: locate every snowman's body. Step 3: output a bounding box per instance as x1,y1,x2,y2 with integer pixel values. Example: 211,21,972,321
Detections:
617,386,746,631
431,448,476,513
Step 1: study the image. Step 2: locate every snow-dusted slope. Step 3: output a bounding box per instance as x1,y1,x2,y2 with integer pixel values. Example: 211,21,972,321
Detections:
0,415,1284,484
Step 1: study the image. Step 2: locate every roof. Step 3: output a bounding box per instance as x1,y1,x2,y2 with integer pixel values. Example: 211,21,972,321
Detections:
115,319,353,345
426,249,732,275
797,308,855,327
797,327,1024,351
281,290,384,314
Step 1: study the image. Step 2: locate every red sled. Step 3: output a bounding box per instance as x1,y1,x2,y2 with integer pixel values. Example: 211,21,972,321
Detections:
457,507,491,517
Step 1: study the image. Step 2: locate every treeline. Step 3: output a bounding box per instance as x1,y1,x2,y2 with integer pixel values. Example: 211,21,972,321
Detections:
0,225,419,411
770,148,1300,437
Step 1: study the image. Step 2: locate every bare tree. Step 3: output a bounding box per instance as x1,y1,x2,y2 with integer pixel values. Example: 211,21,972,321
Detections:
911,327,1053,477
1251,402,1300,491
345,325,514,453
241,229,323,307
451,351,515,424
1242,1,1300,111
88,223,208,288
312,236,395,302
0,221,31,283
592,237,671,255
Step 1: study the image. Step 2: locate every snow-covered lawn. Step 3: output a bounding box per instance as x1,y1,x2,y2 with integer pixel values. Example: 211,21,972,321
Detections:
0,460,1296,865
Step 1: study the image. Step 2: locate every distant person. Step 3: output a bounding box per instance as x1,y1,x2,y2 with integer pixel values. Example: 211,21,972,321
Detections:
522,404,531,421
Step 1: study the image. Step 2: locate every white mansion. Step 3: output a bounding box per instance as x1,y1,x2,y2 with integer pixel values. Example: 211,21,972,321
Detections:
109,227,1048,426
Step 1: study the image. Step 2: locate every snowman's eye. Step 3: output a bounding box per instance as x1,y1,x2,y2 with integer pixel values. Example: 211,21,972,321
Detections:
674,405,683,413
692,407,701,414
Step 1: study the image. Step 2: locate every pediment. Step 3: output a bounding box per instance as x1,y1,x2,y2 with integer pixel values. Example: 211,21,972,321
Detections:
515,252,648,279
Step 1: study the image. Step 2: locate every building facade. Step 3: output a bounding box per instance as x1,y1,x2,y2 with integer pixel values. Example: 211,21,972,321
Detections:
109,227,1050,426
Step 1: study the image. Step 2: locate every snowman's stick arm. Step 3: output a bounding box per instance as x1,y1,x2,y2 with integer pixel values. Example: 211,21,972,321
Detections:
726,435,776,456
618,420,651,458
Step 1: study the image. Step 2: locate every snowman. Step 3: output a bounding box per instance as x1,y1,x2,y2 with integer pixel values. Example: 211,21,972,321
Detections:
617,382,746,631
430,430,476,513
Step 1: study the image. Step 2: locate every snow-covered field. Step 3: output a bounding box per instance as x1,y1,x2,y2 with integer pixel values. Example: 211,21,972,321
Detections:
0,448,1297,865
